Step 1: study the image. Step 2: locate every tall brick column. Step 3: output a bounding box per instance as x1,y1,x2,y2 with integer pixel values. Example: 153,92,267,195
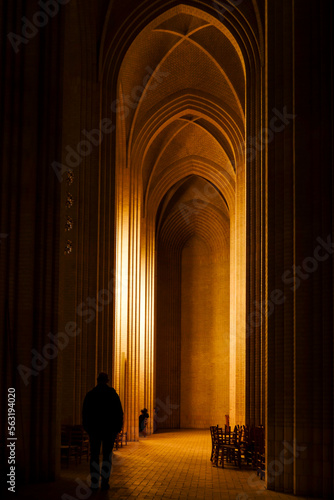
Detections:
0,0,64,483
265,0,333,496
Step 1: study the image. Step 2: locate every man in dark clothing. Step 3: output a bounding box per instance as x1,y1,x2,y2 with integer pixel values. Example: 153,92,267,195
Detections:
82,372,123,491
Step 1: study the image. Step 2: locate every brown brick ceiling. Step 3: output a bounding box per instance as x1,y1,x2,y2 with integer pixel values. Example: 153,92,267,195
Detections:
117,5,245,239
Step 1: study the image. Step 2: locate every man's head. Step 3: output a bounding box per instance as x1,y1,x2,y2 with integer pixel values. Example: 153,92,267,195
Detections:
97,372,109,384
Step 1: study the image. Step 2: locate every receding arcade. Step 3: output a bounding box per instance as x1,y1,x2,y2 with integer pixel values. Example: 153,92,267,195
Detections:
113,5,247,439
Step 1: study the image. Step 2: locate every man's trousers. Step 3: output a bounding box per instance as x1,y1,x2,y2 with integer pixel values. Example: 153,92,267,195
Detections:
89,433,117,488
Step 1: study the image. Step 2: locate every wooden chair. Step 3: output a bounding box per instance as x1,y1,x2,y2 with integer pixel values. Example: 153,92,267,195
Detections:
220,426,244,468
254,426,265,479
70,425,89,463
115,429,128,450
238,425,252,466
210,426,218,462
61,425,78,467
212,426,224,467
122,430,128,446
212,423,264,470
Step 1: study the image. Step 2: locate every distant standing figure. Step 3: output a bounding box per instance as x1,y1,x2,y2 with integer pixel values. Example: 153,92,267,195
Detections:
82,372,123,491
139,408,149,437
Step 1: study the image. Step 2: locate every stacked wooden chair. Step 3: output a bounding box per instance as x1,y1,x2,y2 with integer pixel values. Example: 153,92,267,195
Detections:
212,426,224,467
70,425,90,463
61,425,79,467
253,425,265,479
115,428,128,450
221,426,243,468
210,423,265,474
61,424,90,467
210,426,218,462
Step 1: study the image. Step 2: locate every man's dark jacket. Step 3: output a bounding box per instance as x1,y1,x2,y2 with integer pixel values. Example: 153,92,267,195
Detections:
82,384,123,437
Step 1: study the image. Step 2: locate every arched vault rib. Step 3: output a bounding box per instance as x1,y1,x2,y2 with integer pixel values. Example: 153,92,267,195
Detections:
151,26,245,118
120,9,246,151
99,1,264,81
146,157,235,221
129,93,243,209
156,175,229,232
143,117,235,205
159,207,229,254
130,92,244,166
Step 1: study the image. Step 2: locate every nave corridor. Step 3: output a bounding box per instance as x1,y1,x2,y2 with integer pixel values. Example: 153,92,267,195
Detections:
15,431,318,500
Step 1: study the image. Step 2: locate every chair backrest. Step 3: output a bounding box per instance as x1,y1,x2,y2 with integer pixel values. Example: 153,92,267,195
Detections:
224,426,231,444
216,427,224,446
242,425,249,441
71,425,84,446
61,425,72,446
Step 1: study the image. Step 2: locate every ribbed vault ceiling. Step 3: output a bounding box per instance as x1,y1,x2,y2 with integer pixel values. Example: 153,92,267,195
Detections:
118,4,245,247
157,176,229,253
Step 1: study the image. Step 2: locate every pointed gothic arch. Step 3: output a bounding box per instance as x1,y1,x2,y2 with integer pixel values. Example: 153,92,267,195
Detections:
99,2,263,440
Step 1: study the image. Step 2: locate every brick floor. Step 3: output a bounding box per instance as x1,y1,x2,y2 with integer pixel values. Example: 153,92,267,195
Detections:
15,430,319,500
